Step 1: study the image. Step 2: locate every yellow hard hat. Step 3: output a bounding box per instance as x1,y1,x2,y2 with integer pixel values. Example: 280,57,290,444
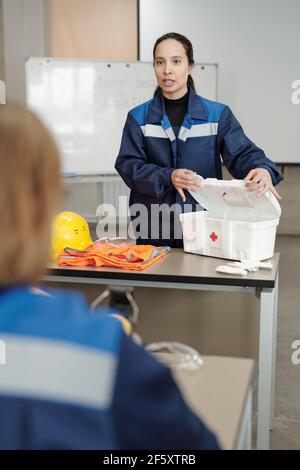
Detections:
51,211,92,260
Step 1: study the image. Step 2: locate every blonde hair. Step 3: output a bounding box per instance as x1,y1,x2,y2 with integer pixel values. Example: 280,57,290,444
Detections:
0,104,61,285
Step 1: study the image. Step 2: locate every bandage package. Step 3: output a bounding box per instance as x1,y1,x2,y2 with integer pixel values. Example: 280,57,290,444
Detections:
179,178,281,262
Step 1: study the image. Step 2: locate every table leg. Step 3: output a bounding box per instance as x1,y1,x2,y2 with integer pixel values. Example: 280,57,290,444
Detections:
236,389,252,449
270,273,279,430
257,285,277,449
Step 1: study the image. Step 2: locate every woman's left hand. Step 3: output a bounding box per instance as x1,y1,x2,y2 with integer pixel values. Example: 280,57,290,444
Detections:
244,168,282,200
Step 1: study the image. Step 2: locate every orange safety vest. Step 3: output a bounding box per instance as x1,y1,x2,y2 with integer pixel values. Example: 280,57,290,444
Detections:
56,242,170,271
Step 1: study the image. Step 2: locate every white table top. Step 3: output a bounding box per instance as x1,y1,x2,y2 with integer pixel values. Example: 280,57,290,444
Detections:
166,355,254,449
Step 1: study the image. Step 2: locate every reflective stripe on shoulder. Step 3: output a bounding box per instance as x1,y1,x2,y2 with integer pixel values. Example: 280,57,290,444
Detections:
140,124,175,141
0,335,117,410
179,123,218,141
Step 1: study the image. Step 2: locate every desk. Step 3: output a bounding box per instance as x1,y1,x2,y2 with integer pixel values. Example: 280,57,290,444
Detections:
44,250,279,450
170,355,254,449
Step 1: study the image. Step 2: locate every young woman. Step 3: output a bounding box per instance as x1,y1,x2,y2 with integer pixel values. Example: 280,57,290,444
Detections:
0,104,219,450
115,32,283,247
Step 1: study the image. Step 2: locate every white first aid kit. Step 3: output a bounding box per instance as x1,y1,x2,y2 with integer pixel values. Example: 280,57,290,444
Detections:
179,178,281,262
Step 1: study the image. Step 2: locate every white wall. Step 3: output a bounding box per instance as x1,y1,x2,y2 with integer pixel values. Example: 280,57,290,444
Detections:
3,0,45,103
139,0,300,164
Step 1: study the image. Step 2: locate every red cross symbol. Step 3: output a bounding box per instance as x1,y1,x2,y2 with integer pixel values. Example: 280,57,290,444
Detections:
210,232,218,242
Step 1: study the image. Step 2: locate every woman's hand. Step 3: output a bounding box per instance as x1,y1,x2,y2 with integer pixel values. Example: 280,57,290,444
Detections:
171,169,200,202
244,168,282,201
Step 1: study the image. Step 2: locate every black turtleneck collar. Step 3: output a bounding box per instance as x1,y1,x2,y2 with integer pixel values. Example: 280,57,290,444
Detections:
163,90,189,127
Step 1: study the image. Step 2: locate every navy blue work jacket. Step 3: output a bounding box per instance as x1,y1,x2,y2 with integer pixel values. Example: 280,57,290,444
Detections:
0,287,220,450
115,88,283,247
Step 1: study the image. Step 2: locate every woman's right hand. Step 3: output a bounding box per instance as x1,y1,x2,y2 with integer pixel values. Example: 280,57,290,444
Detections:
171,169,200,202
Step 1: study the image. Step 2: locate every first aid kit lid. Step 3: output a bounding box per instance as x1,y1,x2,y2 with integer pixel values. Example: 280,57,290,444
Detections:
189,177,281,222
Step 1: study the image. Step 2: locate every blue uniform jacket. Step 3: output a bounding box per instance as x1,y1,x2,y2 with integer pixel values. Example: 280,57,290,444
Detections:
115,88,283,246
0,287,220,450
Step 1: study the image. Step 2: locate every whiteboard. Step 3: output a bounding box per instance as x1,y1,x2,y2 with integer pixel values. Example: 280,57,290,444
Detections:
26,58,217,174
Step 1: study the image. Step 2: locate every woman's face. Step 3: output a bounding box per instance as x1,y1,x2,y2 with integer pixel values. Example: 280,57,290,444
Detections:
154,38,193,100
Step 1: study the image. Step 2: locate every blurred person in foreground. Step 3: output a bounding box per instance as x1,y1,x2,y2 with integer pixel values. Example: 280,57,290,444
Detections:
0,105,220,450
